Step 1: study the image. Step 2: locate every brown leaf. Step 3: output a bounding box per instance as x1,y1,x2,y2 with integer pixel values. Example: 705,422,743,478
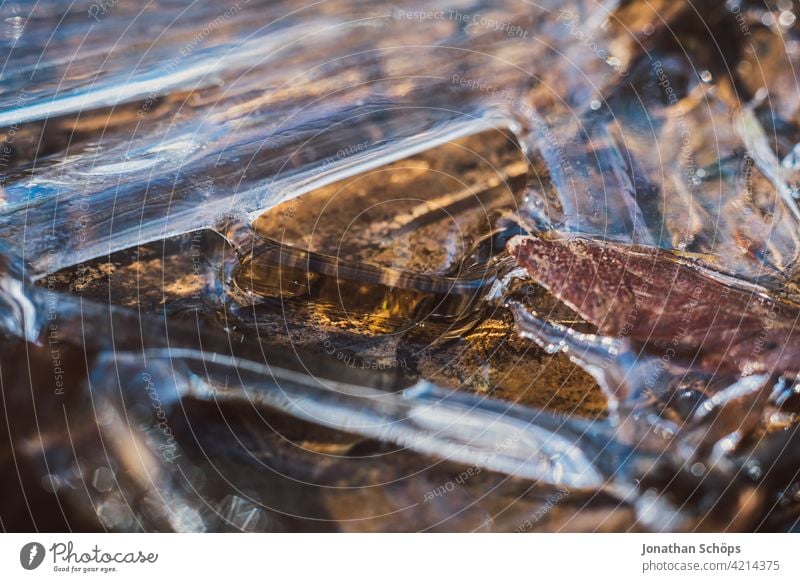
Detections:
508,235,800,375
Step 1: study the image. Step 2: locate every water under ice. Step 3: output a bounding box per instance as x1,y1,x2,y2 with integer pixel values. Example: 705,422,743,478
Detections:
2,0,800,531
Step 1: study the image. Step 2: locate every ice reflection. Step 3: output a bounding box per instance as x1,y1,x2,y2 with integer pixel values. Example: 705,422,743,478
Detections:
1,0,800,531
